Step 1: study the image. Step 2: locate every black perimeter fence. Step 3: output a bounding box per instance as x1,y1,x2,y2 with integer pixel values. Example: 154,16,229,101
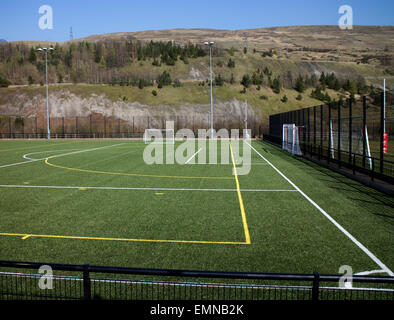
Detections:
0,261,393,301
265,93,394,187
0,113,264,139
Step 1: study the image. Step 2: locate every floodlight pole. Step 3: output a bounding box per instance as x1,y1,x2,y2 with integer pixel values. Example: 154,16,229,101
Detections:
37,47,54,139
205,41,214,139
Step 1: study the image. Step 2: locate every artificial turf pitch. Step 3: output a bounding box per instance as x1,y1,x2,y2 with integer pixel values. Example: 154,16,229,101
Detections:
0,139,392,277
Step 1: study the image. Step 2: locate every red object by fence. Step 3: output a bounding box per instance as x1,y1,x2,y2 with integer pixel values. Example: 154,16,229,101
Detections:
383,132,388,153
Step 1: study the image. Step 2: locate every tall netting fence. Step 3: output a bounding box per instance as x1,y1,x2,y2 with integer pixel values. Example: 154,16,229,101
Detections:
266,94,394,183
0,113,263,139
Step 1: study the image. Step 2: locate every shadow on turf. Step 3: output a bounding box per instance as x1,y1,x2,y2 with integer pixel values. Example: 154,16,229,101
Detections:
257,141,394,216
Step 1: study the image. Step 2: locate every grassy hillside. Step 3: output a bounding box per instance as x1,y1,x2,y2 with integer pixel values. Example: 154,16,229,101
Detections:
0,25,392,120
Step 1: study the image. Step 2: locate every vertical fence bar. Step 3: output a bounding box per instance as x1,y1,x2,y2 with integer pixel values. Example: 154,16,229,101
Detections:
363,96,367,168
353,154,356,175
90,115,92,137
312,272,320,301
320,105,323,158
313,106,316,155
349,99,352,164
307,107,310,155
338,100,341,168
380,92,384,174
328,103,332,164
83,264,91,300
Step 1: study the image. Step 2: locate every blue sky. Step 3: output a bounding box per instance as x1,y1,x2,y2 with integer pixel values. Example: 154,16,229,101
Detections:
0,0,393,41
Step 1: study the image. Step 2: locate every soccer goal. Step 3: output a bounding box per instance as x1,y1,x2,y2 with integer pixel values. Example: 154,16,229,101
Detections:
282,124,302,156
143,128,175,144
329,117,372,169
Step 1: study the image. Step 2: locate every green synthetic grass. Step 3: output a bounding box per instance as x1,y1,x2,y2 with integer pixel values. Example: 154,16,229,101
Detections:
0,139,393,278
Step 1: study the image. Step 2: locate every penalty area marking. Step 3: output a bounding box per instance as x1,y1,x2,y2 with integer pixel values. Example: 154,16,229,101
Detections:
0,232,249,246
245,141,394,276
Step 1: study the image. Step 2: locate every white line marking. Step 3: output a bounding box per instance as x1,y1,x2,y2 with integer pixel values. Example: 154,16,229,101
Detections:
0,143,126,169
0,159,41,169
0,184,297,192
355,270,387,276
184,148,202,164
245,141,394,276
23,149,81,160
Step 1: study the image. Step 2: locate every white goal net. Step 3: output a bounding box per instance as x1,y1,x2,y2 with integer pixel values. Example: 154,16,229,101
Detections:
282,124,302,156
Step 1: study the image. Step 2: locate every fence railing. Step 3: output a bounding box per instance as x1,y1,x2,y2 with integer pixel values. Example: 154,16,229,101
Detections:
0,260,393,300
0,114,265,139
268,94,394,185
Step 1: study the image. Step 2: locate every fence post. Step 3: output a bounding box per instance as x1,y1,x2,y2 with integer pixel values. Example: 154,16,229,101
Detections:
348,99,353,164
371,157,375,182
83,264,91,300
362,96,367,168
320,105,323,157
380,92,384,174
312,272,320,301
338,100,341,168
328,103,331,164
353,153,356,175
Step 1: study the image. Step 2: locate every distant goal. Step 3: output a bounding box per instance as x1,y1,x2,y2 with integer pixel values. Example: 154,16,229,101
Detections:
143,129,175,144
282,124,302,156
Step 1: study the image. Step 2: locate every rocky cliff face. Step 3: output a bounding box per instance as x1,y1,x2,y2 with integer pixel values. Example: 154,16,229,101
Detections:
0,89,258,128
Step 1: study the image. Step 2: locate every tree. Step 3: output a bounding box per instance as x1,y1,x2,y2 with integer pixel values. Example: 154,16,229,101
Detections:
227,58,235,68
28,75,34,85
173,79,182,87
271,76,281,94
241,74,251,88
0,75,10,87
296,94,302,100
214,74,224,86
295,75,305,93
28,47,37,64
157,71,172,88
281,95,288,103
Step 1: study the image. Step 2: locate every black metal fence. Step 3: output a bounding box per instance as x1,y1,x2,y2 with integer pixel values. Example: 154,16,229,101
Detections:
0,113,264,139
0,261,393,300
267,94,394,185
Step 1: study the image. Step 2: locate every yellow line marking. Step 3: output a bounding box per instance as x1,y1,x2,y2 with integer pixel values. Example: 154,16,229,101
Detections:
44,158,233,180
0,232,248,245
78,187,87,190
23,182,30,185
155,192,164,195
229,142,251,245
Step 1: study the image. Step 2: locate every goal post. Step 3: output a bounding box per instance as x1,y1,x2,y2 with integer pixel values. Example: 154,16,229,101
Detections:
143,128,175,144
329,117,372,169
282,124,302,156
